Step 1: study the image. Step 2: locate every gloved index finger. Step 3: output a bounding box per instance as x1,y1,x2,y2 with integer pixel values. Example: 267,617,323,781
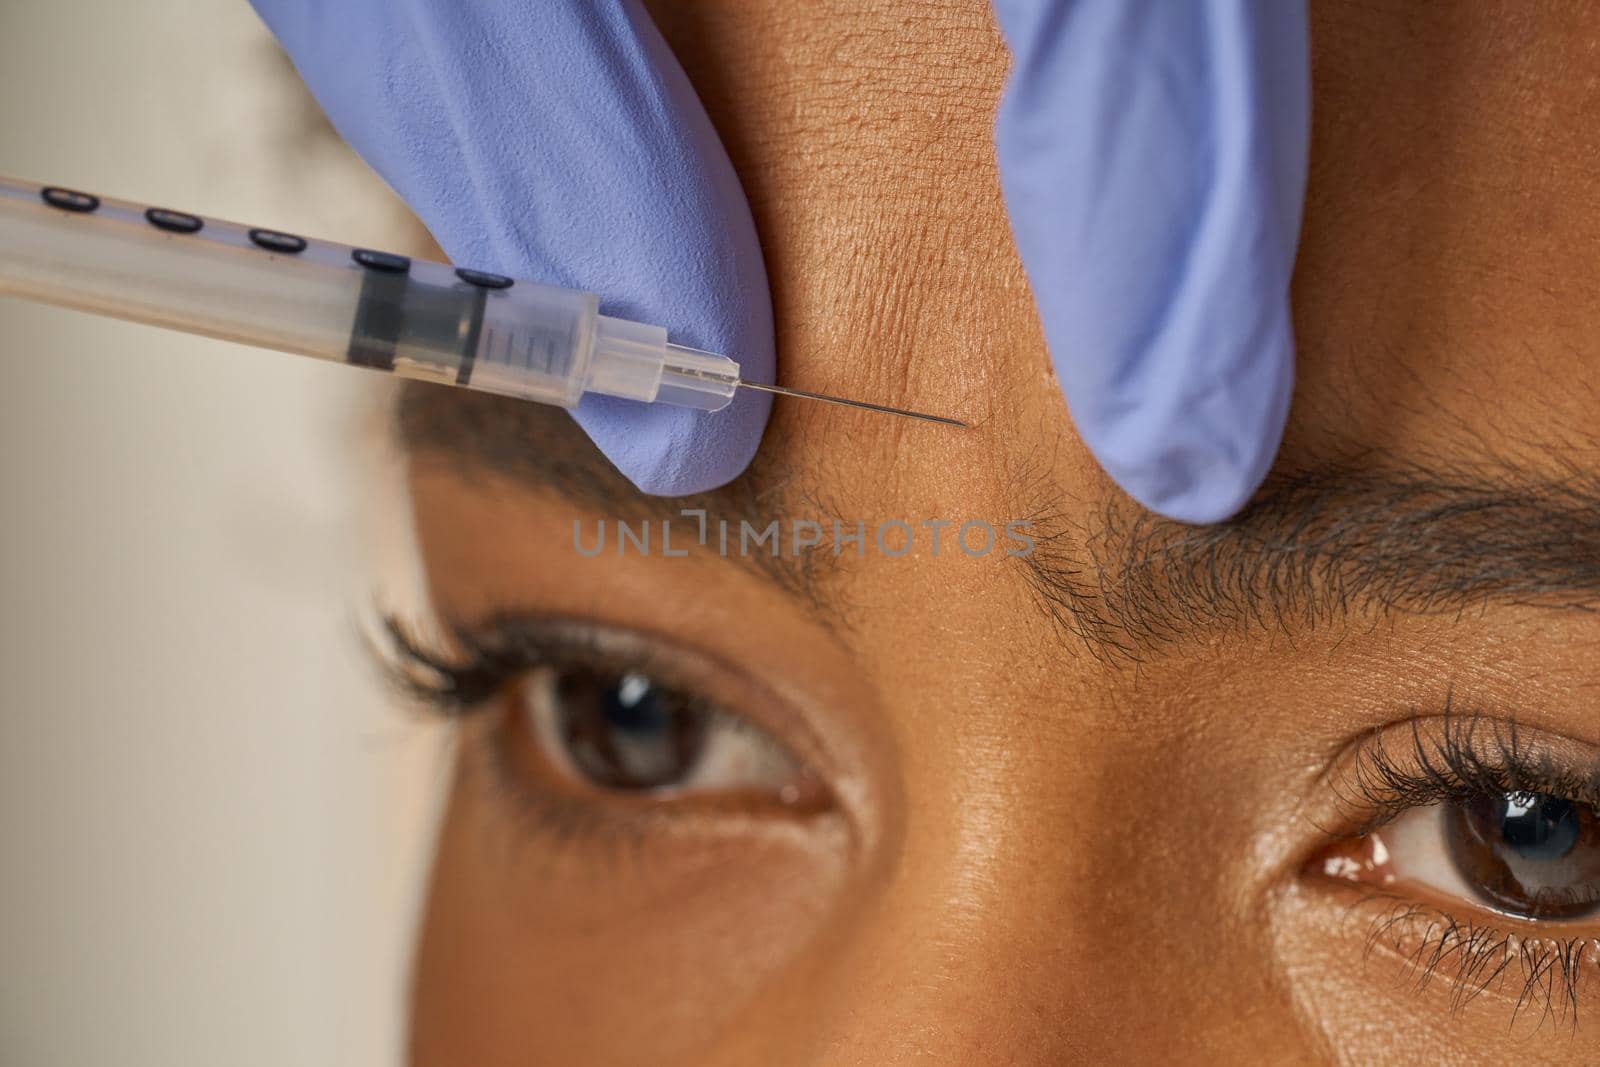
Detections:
991,0,1311,523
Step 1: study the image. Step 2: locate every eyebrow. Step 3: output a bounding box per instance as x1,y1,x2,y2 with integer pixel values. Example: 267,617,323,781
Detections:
397,385,846,619
399,385,1600,661
1020,453,1600,661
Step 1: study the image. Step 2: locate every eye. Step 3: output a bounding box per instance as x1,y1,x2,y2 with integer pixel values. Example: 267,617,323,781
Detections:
1444,792,1600,919
379,615,837,822
509,664,824,808
1327,792,1600,922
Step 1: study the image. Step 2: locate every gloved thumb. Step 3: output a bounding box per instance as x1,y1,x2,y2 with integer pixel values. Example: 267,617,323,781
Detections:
251,0,775,496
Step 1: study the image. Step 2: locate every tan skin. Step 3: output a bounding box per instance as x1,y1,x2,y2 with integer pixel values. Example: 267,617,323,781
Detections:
397,2,1600,1063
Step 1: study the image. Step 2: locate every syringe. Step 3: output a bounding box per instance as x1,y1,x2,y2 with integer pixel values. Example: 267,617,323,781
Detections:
0,175,962,425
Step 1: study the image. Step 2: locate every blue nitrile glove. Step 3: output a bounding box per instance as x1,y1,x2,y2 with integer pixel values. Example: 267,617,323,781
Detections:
248,0,773,496
255,0,1307,518
992,0,1310,523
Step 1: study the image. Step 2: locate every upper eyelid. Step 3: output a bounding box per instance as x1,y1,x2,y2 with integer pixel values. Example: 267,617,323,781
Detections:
381,613,710,701
382,609,839,777
1320,712,1600,837
441,615,741,710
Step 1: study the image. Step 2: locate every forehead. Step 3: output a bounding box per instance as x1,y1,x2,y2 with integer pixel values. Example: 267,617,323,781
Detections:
406,0,1600,658
1287,4,1600,472
618,25,1600,626
639,0,1050,519
637,0,1600,483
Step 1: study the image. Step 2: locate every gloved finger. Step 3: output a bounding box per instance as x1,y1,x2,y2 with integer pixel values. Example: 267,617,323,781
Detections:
991,0,1310,523
250,0,773,496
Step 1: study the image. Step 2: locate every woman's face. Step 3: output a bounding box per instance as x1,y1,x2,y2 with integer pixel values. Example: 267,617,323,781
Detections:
396,1,1600,1063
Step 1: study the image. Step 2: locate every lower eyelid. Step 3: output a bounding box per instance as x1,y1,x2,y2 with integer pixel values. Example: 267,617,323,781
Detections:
1286,863,1600,1030
459,716,674,867
1324,885,1600,1022
408,613,880,861
1298,722,1600,1025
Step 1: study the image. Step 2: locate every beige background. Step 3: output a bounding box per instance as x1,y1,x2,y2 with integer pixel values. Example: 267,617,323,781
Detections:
0,2,446,1063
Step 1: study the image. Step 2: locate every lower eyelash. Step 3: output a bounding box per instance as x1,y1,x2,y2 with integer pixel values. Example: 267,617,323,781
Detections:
371,613,674,866
467,718,668,870
378,612,820,867
1319,708,1600,1027
1352,891,1598,1028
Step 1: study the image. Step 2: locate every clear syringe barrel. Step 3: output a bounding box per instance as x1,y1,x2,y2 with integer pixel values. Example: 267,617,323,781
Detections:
0,175,740,412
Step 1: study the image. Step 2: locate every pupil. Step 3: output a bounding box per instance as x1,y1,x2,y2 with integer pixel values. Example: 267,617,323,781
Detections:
604,673,666,733
553,669,708,791
1497,791,1579,861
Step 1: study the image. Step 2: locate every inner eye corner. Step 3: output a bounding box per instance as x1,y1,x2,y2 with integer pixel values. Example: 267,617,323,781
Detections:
1308,793,1600,936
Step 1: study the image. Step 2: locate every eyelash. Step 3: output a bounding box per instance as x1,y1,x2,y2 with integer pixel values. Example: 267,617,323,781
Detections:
1328,707,1600,1026
377,613,798,859
385,624,1599,1024
384,613,645,707
1358,896,1591,1026
1338,711,1600,836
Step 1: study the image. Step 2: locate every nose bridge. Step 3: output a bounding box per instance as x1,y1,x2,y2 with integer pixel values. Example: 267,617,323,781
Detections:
809,737,1118,1061
700,862,1091,1065
806,906,1076,1064
698,730,1319,1066
702,754,1125,1064
830,782,1127,1060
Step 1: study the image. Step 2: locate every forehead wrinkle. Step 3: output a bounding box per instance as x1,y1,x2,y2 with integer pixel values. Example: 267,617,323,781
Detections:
396,384,852,626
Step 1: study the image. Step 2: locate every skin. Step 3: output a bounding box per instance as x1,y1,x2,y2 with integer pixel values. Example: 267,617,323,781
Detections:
399,1,1600,1063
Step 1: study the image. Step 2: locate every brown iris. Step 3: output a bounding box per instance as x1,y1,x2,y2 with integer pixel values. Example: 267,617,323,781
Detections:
1443,791,1600,920
549,669,710,791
